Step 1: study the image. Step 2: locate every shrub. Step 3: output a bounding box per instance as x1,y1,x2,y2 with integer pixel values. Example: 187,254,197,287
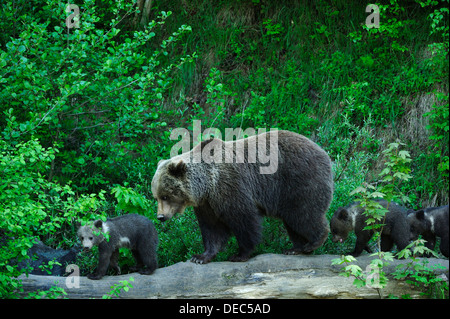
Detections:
0,0,194,193
0,138,105,298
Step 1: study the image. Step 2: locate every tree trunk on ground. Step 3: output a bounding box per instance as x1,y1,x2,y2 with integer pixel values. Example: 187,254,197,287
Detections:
17,254,449,299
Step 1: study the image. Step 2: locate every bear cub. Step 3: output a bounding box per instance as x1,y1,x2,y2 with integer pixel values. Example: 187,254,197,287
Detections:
407,205,449,258
330,199,410,257
78,214,158,280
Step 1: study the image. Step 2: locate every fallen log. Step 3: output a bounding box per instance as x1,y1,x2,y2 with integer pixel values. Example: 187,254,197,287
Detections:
17,253,448,299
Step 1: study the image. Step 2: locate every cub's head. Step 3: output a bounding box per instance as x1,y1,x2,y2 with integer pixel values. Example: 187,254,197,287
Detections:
407,210,430,240
330,207,354,243
77,220,106,250
151,158,195,222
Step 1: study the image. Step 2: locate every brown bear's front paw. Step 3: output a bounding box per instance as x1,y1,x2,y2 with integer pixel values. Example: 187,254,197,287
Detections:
87,273,103,280
190,254,211,264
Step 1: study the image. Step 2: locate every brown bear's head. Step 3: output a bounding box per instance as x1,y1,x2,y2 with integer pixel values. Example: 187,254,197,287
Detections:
330,207,354,243
151,158,196,222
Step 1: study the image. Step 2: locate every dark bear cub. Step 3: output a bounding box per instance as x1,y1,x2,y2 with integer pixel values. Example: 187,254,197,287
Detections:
330,199,410,257
407,205,449,258
78,214,158,280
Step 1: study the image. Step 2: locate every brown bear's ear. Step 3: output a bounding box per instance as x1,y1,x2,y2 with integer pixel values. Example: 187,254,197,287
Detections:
415,210,425,220
168,160,187,177
338,208,349,220
93,220,103,229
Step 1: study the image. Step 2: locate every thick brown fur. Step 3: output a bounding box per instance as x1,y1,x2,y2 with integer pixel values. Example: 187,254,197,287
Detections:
152,130,333,264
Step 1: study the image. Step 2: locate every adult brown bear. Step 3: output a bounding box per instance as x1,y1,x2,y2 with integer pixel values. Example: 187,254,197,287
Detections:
151,130,333,264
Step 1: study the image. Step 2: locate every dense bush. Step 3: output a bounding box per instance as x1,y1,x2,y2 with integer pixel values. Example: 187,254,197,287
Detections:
0,138,105,297
0,0,448,298
0,0,194,193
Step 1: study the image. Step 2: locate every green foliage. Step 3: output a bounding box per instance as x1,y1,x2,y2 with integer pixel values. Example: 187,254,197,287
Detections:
0,0,193,193
332,254,391,294
424,92,449,177
0,138,105,298
394,239,448,299
230,60,319,134
156,209,203,266
262,19,284,43
25,286,67,300
352,141,412,241
112,184,150,215
38,260,62,275
202,68,233,130
102,277,134,299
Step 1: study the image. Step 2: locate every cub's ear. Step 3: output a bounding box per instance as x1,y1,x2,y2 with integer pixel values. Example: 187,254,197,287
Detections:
338,208,349,221
157,159,168,169
415,209,425,220
93,220,103,229
168,160,187,178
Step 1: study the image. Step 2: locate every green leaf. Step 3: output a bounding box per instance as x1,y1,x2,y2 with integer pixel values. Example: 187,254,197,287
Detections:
370,192,385,198
353,278,366,288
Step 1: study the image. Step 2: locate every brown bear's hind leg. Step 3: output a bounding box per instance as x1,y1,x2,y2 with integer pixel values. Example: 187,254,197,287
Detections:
227,213,262,262
283,217,329,255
